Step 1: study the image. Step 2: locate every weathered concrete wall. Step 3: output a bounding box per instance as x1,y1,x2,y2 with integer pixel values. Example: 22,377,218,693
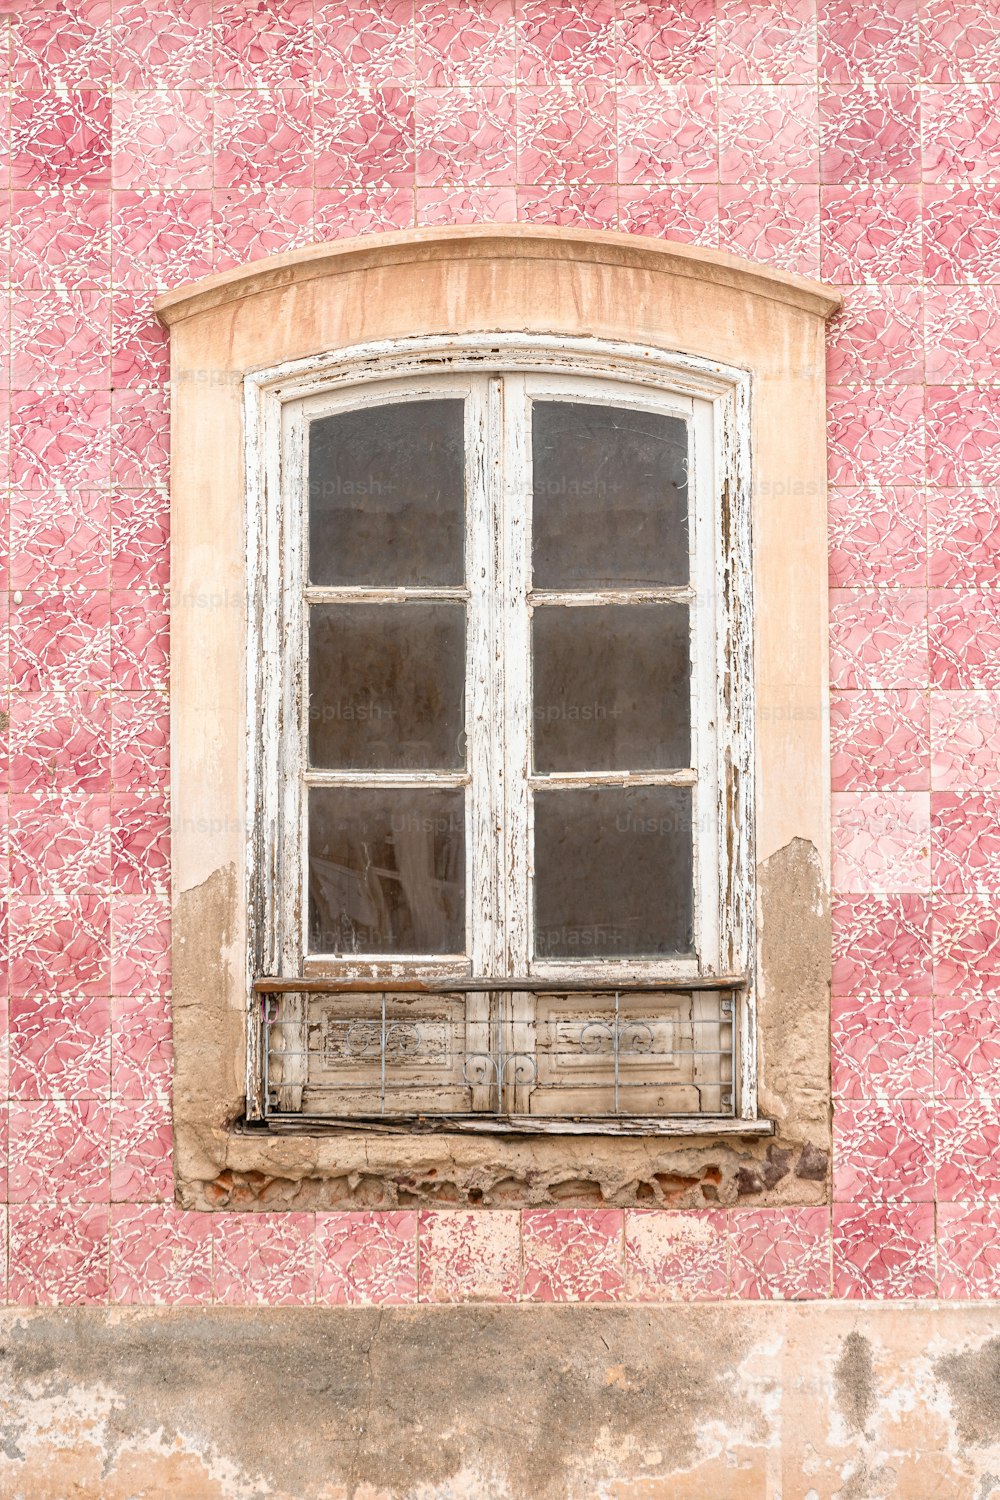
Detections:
2,1304,1000,1499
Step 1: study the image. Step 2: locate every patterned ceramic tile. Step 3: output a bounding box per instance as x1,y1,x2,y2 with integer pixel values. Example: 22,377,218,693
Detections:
937,1103,1000,1201
212,188,316,272
417,185,517,224
521,1210,625,1301
8,994,110,1099
213,1214,316,1305
833,1100,934,1201
931,692,1000,789
317,87,415,187
110,386,169,489
110,692,169,788
934,895,1000,997
718,184,820,275
832,1202,935,1298
518,84,614,184
313,187,414,238
8,891,110,996
111,594,169,692
817,0,918,83
938,1204,1000,1297
12,0,111,88
213,89,313,189
924,187,1000,284
7,188,112,289
8,691,111,795
820,184,921,285
314,0,414,88
111,793,170,895
110,1203,212,1304
111,88,213,190
9,590,111,692
109,894,170,995
11,290,111,391
315,1211,418,1304
9,792,110,898
8,1203,110,1305
935,994,1000,1100
930,590,1000,689
832,791,930,894
618,184,719,245
213,0,314,87
618,84,716,183
718,85,819,184
110,189,213,291
10,488,109,593
111,0,212,88
827,386,925,487
828,589,928,690
9,89,111,189
923,85,1000,183
831,690,930,791
8,1098,111,1202
619,0,716,85
625,1210,728,1300
515,182,616,226
110,488,169,591
832,992,933,1099
416,0,514,86
516,0,615,85
111,292,169,385
111,995,172,1098
929,490,1000,588
728,1209,831,1300
833,894,934,996
819,83,920,184
417,1210,521,1302
931,792,1000,895
921,0,1000,82
927,388,1000,487
828,486,926,588
416,86,514,186
826,287,923,385
110,1097,174,1200
10,391,111,491
716,0,816,85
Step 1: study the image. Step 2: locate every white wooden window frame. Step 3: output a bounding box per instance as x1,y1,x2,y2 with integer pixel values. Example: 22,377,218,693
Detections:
246,332,757,1124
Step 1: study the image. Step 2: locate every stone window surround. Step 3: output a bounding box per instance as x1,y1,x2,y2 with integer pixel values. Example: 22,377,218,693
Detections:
156,225,841,1212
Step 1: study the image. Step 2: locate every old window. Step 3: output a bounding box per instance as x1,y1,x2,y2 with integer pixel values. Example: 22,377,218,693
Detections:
159,227,837,1208
252,346,753,1131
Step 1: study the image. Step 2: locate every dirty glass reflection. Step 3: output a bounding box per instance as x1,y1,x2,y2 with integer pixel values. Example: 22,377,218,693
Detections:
532,604,691,772
309,603,466,770
309,399,466,586
308,789,465,955
533,787,695,959
531,402,689,588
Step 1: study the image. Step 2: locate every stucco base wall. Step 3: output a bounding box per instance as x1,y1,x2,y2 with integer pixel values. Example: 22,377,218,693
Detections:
2,1304,999,1499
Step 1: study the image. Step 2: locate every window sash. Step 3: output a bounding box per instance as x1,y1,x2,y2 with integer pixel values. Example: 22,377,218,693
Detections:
285,369,719,983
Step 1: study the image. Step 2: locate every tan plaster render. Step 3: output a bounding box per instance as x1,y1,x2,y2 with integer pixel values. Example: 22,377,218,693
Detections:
3,1304,1000,1500
157,225,840,1211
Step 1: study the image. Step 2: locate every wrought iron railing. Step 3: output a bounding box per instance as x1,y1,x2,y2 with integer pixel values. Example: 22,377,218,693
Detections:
254,975,743,1131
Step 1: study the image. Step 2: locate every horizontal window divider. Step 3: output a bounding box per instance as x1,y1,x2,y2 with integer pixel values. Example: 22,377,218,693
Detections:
255,974,747,994
257,1115,773,1139
528,588,694,607
303,770,470,787
528,769,697,788
304,586,470,604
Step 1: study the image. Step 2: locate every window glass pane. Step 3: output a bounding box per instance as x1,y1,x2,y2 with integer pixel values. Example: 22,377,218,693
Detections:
533,787,694,959
308,789,465,955
309,603,466,770
309,399,466,586
532,603,690,772
531,401,689,588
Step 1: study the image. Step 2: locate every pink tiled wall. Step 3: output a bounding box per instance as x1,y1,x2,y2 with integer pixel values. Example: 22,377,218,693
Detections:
1,0,999,1305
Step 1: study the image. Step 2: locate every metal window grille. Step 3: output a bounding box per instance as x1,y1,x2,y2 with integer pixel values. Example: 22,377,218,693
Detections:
256,976,741,1132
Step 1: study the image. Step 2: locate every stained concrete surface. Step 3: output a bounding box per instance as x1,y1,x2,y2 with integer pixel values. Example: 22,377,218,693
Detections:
1,1304,1000,1498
